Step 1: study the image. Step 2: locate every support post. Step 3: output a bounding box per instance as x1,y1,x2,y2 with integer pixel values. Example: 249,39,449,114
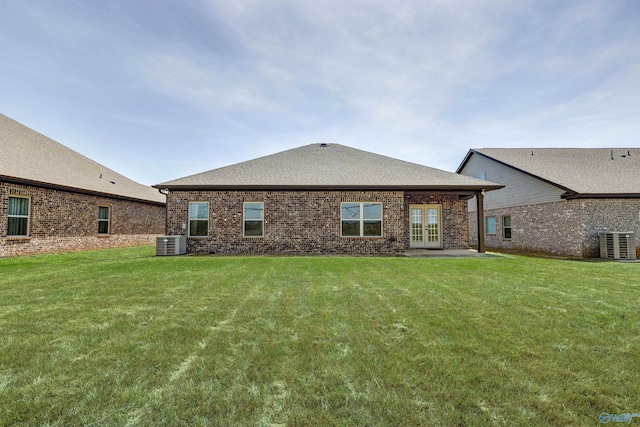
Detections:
477,191,485,253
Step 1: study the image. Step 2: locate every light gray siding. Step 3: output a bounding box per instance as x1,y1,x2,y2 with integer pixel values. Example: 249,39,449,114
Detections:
460,154,566,212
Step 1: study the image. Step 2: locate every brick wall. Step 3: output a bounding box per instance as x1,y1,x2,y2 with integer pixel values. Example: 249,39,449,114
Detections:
579,198,640,258
404,193,469,249
468,198,640,258
1,182,165,256
166,190,470,255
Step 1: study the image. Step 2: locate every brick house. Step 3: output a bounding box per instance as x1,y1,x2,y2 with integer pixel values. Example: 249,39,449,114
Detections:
1,113,166,256
456,148,640,258
154,144,502,255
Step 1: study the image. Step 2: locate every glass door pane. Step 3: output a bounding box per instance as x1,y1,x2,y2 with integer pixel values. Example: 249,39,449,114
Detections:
426,208,440,245
411,208,423,244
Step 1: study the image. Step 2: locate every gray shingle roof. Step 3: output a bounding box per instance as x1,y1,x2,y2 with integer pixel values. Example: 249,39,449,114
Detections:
0,113,165,204
155,143,502,191
460,148,640,195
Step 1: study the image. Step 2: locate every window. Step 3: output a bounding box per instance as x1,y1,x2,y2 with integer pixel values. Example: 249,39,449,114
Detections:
503,215,512,239
8,196,30,236
189,202,209,237
244,202,264,237
341,202,382,237
486,216,496,235
98,206,110,234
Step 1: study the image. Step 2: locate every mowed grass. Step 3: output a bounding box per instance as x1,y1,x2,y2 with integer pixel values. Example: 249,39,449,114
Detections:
0,247,638,426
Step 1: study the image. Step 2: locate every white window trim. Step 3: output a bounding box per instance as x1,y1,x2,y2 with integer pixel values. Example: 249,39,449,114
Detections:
98,205,111,235
503,215,512,240
340,202,383,238
243,202,264,238
188,202,209,238
7,195,30,237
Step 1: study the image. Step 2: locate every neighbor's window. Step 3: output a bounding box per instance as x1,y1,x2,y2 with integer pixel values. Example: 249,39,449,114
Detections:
98,206,110,234
189,202,209,237
486,216,496,235
7,196,30,236
341,202,382,237
244,202,264,237
503,215,512,239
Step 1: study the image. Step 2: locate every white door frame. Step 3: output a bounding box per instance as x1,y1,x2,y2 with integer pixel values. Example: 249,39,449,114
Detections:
409,204,442,249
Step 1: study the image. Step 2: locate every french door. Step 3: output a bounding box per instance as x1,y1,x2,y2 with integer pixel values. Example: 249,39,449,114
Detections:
409,204,442,248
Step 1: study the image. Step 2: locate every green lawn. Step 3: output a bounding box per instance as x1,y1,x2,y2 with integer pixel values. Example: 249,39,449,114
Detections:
0,247,638,426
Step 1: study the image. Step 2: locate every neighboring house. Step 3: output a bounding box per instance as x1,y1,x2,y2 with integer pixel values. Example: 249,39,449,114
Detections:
153,143,502,255
1,113,166,256
457,148,640,258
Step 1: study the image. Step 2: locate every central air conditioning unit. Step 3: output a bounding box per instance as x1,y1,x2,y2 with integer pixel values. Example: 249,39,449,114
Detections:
156,235,187,256
599,232,636,260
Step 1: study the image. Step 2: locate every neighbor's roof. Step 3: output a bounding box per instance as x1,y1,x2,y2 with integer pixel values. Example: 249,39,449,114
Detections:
155,143,503,191
0,113,165,204
457,148,640,197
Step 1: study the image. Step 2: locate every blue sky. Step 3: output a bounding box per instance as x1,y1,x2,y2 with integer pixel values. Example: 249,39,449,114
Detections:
1,0,639,185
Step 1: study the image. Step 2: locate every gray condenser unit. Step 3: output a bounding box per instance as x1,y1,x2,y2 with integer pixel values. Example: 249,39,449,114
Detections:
599,232,636,260
156,235,187,256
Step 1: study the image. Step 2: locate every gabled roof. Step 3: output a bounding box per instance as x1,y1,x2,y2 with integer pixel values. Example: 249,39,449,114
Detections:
0,113,165,204
155,143,502,192
457,148,640,197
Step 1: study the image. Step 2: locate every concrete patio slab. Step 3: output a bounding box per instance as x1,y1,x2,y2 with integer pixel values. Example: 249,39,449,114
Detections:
402,249,506,258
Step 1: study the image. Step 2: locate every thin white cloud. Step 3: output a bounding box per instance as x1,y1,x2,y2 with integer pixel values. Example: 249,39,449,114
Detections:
1,0,639,183
141,53,282,112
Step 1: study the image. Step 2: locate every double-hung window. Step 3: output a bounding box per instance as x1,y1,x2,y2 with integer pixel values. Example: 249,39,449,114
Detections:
189,202,209,237
244,202,264,237
503,216,512,239
98,206,110,234
341,202,382,237
7,196,30,236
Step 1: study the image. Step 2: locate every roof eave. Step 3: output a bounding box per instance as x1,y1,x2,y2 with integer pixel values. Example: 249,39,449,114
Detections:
457,150,576,194
455,149,475,173
2,175,166,206
562,192,640,200
153,184,505,192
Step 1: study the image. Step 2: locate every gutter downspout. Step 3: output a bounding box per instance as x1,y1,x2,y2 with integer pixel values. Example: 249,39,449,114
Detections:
158,188,169,235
